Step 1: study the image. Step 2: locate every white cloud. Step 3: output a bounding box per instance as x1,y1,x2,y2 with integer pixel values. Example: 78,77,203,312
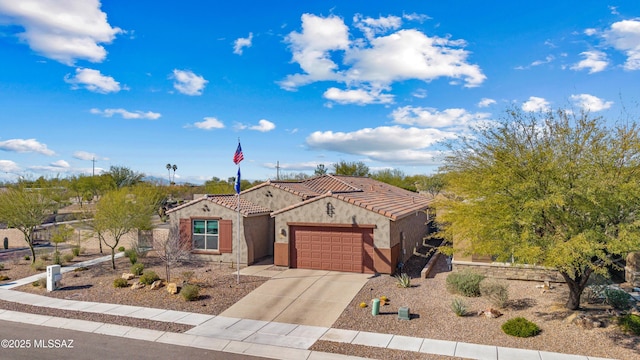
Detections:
73,151,107,161
279,14,350,90
353,14,402,40
90,108,161,120
64,68,121,93
391,106,491,129
263,161,324,171
306,125,456,165
171,69,208,95
233,32,253,55
531,55,554,66
604,19,640,70
412,89,428,98
0,0,122,65
584,28,598,36
0,160,20,172
522,96,550,112
323,87,394,105
50,160,70,168
193,117,224,130
0,138,55,155
571,50,608,73
279,13,485,98
570,94,613,112
402,13,431,23
249,119,275,132
477,98,496,108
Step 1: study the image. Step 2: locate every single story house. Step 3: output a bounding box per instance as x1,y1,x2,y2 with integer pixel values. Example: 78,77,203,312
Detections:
167,175,433,274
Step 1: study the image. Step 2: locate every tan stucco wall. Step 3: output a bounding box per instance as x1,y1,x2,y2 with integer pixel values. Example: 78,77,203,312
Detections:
274,197,390,248
0,229,27,249
168,199,270,265
242,186,304,211
390,210,431,264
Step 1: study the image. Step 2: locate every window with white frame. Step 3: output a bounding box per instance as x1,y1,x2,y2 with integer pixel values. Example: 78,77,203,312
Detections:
192,219,219,251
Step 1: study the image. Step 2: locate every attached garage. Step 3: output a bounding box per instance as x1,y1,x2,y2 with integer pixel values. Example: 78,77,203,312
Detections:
290,225,375,273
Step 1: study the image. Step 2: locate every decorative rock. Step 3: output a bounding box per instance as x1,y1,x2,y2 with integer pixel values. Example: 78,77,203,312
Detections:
167,282,178,294
573,315,603,329
478,308,502,318
122,273,135,280
131,281,145,290
150,280,163,290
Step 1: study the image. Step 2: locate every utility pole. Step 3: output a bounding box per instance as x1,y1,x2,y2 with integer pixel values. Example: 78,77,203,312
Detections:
92,157,97,177
276,161,280,180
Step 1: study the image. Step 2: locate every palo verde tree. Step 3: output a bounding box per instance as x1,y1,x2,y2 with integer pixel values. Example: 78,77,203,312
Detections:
435,108,640,310
93,184,163,269
0,184,59,263
332,160,370,176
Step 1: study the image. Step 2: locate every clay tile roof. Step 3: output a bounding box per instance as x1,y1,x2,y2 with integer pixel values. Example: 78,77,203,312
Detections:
205,194,272,216
271,175,433,221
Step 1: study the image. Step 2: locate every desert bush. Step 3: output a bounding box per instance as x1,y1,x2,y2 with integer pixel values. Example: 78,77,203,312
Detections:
31,260,46,271
124,249,137,265
618,314,640,335
604,289,632,310
63,253,74,263
39,253,51,262
130,263,144,276
32,277,46,287
395,273,411,288
181,271,195,284
181,284,200,301
0,275,9,281
53,251,62,265
480,278,509,308
118,246,125,252
446,270,485,297
24,255,30,261
0,263,4,270
71,246,81,257
139,270,159,285
451,298,468,316
502,317,540,337
113,278,129,288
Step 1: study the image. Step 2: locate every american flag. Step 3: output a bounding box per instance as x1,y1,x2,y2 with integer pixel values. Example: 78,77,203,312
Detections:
233,142,244,165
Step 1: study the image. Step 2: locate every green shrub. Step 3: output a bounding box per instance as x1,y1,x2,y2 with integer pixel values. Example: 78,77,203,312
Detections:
31,260,46,271
395,273,411,288
71,246,81,257
446,270,485,297
24,255,30,261
0,275,10,281
124,249,138,264
139,270,159,285
502,317,540,337
131,263,144,276
53,251,62,265
118,246,125,252
181,271,195,284
31,277,46,287
604,289,632,310
63,253,74,263
39,253,51,262
181,284,200,301
113,278,129,288
618,314,640,335
451,298,467,316
480,278,509,308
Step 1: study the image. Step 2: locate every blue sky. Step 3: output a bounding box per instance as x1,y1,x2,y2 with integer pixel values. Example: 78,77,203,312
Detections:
1,1,640,184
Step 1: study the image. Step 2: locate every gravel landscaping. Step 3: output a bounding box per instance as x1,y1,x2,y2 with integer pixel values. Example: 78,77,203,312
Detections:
1,248,639,360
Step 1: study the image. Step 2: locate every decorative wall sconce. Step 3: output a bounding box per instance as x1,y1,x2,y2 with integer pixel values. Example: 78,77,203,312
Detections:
202,204,210,212
280,228,287,237
326,203,335,217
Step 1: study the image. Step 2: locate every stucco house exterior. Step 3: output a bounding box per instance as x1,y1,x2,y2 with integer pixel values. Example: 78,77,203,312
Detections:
167,175,433,274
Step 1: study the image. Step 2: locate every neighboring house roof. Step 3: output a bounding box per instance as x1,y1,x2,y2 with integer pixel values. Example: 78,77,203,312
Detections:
270,175,433,221
167,194,271,217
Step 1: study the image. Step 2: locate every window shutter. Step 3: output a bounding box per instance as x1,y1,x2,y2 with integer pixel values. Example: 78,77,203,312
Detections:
179,218,191,250
219,219,233,253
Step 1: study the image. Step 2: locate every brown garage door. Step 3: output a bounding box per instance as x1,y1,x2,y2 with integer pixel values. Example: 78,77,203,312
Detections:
290,226,374,273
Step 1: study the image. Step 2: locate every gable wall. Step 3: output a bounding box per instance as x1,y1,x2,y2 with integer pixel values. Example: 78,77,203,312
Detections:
242,186,305,211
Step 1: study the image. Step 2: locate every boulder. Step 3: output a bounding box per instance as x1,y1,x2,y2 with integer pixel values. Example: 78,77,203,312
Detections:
150,280,163,290
167,282,178,294
478,308,502,318
573,314,603,329
122,273,135,280
131,281,145,290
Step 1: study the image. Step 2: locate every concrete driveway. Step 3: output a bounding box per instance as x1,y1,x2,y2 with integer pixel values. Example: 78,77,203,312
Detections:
220,267,370,328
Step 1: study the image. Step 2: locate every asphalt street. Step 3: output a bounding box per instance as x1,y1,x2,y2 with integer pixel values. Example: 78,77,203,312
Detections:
0,320,271,360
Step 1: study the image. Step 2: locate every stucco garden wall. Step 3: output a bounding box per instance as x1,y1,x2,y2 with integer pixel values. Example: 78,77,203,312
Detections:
452,260,565,283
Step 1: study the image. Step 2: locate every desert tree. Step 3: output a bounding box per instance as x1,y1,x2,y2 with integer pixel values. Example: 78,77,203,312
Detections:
156,226,191,282
104,165,145,188
332,160,370,176
435,108,640,310
0,184,59,263
93,184,163,269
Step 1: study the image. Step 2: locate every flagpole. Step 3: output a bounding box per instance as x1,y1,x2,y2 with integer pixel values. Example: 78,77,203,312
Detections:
236,169,240,285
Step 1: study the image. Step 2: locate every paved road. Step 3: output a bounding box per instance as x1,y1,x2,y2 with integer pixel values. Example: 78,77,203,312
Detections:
0,320,271,360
